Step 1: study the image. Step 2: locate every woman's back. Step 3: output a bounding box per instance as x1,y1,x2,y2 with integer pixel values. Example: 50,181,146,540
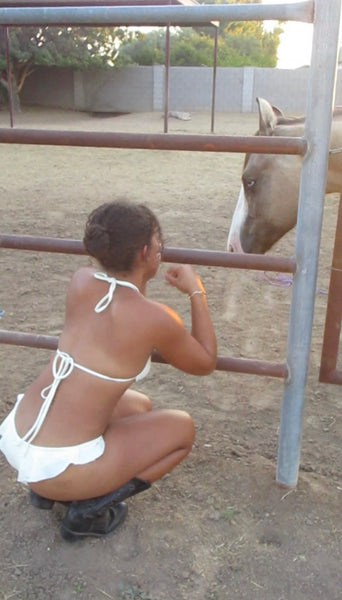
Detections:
15,267,157,446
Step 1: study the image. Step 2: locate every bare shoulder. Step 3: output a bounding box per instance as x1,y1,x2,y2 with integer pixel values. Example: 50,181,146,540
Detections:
70,266,96,284
64,267,98,311
142,299,186,345
68,267,96,291
144,299,183,327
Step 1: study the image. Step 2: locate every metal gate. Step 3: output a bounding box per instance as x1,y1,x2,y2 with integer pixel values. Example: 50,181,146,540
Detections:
319,192,342,384
0,0,341,489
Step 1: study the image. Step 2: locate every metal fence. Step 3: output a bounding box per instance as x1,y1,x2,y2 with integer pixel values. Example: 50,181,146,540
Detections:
0,0,341,488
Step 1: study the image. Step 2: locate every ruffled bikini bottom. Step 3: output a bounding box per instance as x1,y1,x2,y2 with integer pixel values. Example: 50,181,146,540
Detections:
0,395,105,483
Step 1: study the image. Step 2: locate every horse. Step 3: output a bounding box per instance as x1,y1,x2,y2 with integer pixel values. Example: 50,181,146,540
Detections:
227,97,342,254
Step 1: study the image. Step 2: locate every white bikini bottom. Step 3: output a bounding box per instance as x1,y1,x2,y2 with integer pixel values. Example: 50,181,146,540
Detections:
0,395,105,483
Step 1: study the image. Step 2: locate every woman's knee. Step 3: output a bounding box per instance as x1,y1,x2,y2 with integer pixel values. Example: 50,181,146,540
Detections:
113,391,152,420
172,410,195,447
140,393,153,413
128,390,152,414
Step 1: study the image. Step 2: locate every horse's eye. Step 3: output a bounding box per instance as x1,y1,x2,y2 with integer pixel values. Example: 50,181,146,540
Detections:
245,178,256,189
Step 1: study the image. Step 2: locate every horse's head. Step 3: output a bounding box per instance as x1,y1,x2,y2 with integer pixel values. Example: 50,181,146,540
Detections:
227,98,303,254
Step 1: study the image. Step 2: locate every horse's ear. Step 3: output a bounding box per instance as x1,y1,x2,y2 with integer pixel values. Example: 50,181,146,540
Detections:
256,97,279,135
271,104,285,117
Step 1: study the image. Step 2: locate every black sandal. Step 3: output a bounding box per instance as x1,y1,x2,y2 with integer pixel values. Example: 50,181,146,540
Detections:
60,501,128,541
29,490,55,510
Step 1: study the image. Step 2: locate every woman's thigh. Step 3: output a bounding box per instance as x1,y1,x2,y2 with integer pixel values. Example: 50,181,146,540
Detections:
34,408,194,500
90,408,194,487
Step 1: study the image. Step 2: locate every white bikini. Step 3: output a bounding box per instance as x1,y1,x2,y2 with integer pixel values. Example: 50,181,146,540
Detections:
0,273,151,483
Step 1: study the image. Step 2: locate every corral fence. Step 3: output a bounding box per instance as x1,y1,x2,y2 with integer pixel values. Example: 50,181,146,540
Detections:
0,0,341,489
319,192,342,385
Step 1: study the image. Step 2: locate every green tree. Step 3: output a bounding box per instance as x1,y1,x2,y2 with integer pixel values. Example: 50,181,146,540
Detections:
118,0,282,68
115,29,166,67
0,25,129,110
213,0,282,67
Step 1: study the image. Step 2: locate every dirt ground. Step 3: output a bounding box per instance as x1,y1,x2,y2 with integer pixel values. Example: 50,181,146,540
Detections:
0,107,341,600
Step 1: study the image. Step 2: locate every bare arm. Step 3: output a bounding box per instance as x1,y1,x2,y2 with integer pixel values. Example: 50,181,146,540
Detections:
154,265,217,375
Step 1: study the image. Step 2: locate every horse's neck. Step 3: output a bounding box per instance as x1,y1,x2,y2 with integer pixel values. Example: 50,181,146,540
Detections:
274,119,342,193
278,121,342,193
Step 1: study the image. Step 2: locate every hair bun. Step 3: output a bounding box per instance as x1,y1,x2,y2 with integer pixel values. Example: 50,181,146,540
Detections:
83,223,111,259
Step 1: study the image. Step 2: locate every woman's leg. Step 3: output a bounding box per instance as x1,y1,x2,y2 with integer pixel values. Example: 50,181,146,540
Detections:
111,389,152,420
32,408,194,501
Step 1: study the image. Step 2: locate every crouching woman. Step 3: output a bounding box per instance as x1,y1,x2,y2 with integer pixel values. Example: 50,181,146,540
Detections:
0,201,217,541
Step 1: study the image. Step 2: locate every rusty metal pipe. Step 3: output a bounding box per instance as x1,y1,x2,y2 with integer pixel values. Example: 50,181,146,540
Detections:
4,26,14,128
0,234,296,273
0,129,307,155
211,26,218,134
319,192,342,384
0,329,288,378
0,235,86,255
0,1,214,5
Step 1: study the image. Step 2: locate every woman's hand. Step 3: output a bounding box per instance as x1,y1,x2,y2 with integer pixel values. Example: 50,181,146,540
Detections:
164,265,205,296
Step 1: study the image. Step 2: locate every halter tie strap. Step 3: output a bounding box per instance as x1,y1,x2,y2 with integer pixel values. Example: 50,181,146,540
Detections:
93,272,140,313
22,350,74,444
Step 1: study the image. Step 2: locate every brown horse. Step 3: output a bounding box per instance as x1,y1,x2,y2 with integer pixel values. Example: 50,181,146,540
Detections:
227,98,342,254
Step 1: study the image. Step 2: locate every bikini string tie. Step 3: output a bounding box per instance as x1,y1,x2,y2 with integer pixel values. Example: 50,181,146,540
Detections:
93,272,117,313
22,350,75,445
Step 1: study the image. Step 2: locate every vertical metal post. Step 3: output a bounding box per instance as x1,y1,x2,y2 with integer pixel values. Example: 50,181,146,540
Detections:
276,0,342,487
319,191,342,384
163,24,170,134
4,26,14,128
210,26,218,133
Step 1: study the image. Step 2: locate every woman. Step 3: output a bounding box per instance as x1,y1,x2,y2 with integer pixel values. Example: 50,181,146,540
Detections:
0,201,217,541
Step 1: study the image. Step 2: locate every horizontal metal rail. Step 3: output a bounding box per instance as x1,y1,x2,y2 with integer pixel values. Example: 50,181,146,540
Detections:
0,235,293,379
0,1,210,6
0,129,307,155
319,369,342,385
0,2,314,27
0,235,296,273
0,330,288,379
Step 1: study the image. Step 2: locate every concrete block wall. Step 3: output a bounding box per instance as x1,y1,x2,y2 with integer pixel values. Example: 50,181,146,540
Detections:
167,66,244,112
21,64,342,115
83,66,154,112
169,66,213,111
253,67,309,113
21,66,75,110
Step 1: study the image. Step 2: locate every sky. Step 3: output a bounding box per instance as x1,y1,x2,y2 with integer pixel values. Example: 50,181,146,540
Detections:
262,0,314,69
273,21,313,69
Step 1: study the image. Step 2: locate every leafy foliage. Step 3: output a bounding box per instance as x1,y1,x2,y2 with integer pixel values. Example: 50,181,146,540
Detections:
115,30,166,67
118,0,282,68
0,25,129,107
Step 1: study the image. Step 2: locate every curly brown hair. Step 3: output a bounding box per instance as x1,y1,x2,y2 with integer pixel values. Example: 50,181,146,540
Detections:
83,201,163,272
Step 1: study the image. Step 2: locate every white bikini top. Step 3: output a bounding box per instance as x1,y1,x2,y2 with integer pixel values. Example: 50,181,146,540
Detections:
23,272,151,444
